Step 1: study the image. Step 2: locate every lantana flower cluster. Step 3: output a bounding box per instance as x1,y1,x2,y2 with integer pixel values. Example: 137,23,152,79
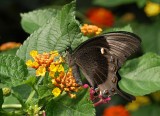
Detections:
86,8,114,27
103,105,130,116
81,24,102,36
52,69,82,98
26,50,81,98
0,42,21,51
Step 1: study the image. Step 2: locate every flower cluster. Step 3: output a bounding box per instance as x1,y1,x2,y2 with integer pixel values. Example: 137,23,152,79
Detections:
52,69,82,98
26,50,64,77
144,1,160,17
81,24,102,36
126,96,150,111
103,105,130,116
86,8,114,27
26,50,81,98
0,42,21,51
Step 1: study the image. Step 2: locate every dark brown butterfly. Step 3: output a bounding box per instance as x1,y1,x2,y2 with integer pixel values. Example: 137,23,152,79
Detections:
66,31,141,105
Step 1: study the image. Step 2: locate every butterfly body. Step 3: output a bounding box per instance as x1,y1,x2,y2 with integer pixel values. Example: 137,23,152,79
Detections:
67,31,141,102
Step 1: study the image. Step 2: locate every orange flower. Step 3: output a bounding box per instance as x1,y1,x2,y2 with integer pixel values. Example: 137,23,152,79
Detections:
103,105,130,116
0,42,21,51
51,69,81,98
86,8,114,27
26,50,64,77
81,24,102,36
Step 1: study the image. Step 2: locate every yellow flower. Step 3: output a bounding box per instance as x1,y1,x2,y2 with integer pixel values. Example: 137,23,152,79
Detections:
50,50,59,56
52,87,61,97
49,64,59,72
126,96,150,111
36,66,46,76
32,61,39,68
26,60,33,67
57,64,64,72
144,1,160,17
30,50,38,58
126,102,140,111
52,79,57,85
49,64,64,73
49,71,56,78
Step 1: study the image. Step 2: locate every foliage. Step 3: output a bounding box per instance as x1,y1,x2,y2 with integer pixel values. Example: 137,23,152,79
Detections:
119,52,160,96
0,0,160,116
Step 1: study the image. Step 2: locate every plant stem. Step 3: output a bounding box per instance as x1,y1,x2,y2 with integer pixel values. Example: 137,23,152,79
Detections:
2,104,22,109
26,77,43,103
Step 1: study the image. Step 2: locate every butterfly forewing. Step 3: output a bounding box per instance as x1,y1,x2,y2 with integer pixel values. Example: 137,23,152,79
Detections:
105,32,141,67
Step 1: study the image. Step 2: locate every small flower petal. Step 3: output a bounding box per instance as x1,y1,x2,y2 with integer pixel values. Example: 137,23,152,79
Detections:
30,50,38,58
49,71,55,78
36,66,46,76
32,61,39,68
57,64,64,72
52,87,61,97
26,60,33,67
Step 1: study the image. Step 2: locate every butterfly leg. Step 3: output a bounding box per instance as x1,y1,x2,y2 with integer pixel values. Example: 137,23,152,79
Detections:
94,96,111,107
89,87,111,106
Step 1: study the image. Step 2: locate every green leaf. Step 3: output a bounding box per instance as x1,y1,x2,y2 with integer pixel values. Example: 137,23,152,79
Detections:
119,52,160,96
132,104,160,116
93,0,147,7
12,84,32,100
46,89,95,116
93,0,135,7
104,25,133,33
17,0,82,61
3,94,19,105
23,76,37,87
0,48,19,55
0,54,28,87
136,0,146,7
21,8,58,34
38,85,52,99
133,20,160,54
150,0,160,4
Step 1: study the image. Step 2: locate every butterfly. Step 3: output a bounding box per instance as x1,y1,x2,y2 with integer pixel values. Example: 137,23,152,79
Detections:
66,31,141,105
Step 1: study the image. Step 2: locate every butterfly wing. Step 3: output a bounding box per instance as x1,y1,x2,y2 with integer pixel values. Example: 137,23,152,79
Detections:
105,31,141,67
69,31,141,100
72,31,141,68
